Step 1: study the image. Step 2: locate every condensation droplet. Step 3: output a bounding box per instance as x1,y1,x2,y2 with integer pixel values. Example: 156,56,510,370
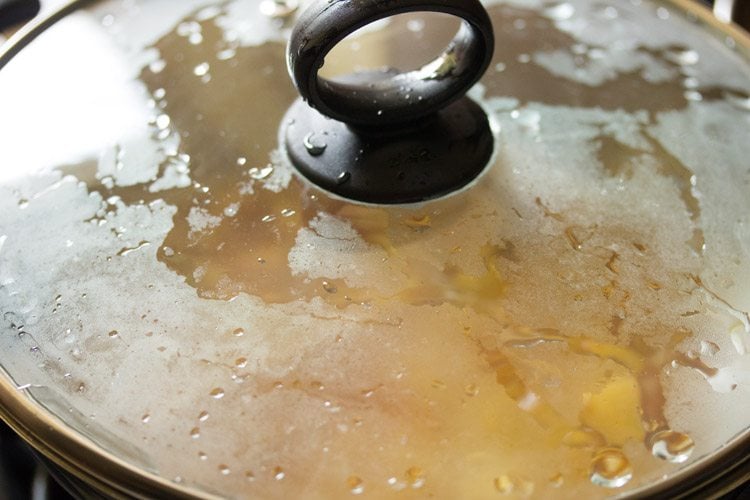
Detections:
544,3,575,20
198,411,209,422
590,449,633,488
700,340,720,356
108,330,119,338
348,476,364,495
193,62,210,77
219,464,231,475
224,204,239,217
210,388,225,399
156,114,170,130
464,383,479,396
666,48,700,66
141,413,151,423
407,19,424,32
304,132,327,156
406,466,425,489
190,427,201,439
549,473,564,488
494,475,514,494
650,430,695,463
198,451,208,461
249,165,274,180
149,59,166,74
337,172,351,185
726,91,750,111
259,0,298,18
232,327,245,337
274,466,286,480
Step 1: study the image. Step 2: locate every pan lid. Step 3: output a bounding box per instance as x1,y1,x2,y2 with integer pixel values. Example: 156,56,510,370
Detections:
0,0,749,498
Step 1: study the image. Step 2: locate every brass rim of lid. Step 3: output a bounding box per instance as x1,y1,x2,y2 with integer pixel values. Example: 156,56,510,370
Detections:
0,0,749,497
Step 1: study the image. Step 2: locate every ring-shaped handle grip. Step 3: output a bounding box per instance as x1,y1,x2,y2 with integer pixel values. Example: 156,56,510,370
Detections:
287,0,495,128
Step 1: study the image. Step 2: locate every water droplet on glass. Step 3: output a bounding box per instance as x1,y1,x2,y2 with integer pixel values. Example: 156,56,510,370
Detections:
149,59,166,74
549,473,564,488
141,413,151,423
464,383,479,396
337,172,351,185
232,327,245,337
198,451,208,461
725,91,750,111
700,340,720,356
303,132,327,156
406,19,425,32
18,199,29,209
156,114,171,130
683,77,699,89
281,208,296,217
193,62,210,77
235,357,248,368
495,62,506,72
406,467,425,489
259,0,298,18
262,214,276,223
650,429,695,463
273,466,286,480
590,449,632,488
223,204,239,217
544,3,575,20
190,427,201,439
210,388,225,399
348,476,364,495
667,48,699,66
656,6,670,19
217,48,237,61
494,475,514,494
219,464,231,475
322,281,337,294
684,90,703,102
431,379,446,389
249,165,274,180
198,410,209,422
108,330,119,338
601,6,618,19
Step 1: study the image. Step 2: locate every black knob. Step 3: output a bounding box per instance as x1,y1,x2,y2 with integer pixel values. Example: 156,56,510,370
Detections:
282,0,496,204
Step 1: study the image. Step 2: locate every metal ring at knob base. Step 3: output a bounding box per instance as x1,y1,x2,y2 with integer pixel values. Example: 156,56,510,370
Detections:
283,96,494,204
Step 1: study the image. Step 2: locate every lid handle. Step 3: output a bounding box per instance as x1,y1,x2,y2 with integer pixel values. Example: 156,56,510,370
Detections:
281,0,496,204
287,0,495,128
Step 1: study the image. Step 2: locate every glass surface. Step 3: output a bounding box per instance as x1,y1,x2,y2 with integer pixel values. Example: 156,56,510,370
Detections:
0,0,749,498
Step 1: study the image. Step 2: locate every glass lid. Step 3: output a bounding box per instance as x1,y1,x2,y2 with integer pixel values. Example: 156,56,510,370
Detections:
0,0,749,498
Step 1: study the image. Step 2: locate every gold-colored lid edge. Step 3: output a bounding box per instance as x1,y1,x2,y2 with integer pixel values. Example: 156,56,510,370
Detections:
0,0,748,497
